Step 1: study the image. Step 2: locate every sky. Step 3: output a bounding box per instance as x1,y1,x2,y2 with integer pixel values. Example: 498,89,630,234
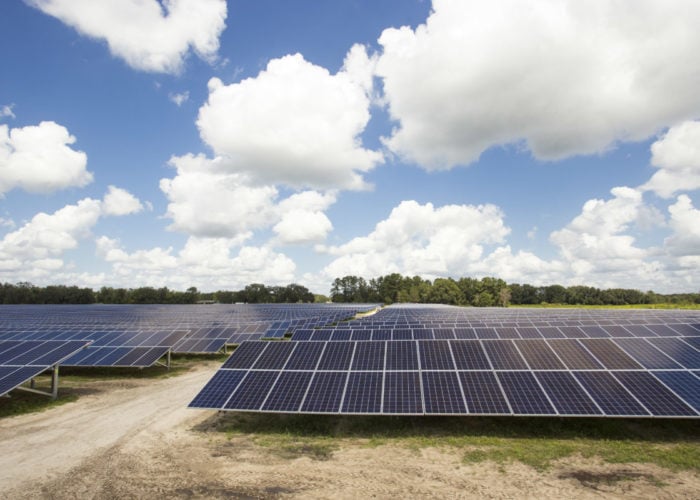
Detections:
0,0,699,295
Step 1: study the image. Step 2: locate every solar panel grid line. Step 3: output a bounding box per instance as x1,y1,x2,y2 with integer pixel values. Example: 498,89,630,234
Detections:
647,338,700,369
651,371,700,413
534,371,603,416
573,371,650,416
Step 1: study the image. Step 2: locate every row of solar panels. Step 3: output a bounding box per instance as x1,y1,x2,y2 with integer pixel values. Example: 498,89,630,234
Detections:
0,340,90,397
291,323,700,342
216,339,700,373
189,338,700,417
190,367,700,417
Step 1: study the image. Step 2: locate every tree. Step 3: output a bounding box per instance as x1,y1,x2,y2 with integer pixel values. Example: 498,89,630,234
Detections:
498,287,512,307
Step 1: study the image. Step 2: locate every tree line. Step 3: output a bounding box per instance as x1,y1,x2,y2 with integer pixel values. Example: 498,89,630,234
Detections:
0,276,697,306
330,274,700,306
0,282,316,305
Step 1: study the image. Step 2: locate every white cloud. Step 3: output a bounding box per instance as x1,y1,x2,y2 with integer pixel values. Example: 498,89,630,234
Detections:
196,46,383,190
319,200,510,279
664,195,700,257
0,105,15,120
0,198,102,278
27,0,227,74
643,121,700,198
168,91,189,106
550,187,648,275
273,191,336,245
0,217,14,229
0,121,92,196
376,0,700,169
160,153,278,237
95,236,296,290
101,185,144,216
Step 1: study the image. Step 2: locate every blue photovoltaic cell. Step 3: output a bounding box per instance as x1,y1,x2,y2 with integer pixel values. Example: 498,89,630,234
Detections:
453,327,477,339
474,327,498,339
371,329,392,341
652,371,700,412
189,369,247,409
646,338,700,369
459,371,510,414
668,324,700,336
418,341,455,370
113,347,152,366
91,347,133,365
309,330,332,341
421,371,466,414
291,329,313,341
644,324,681,337
301,371,348,413
132,346,169,367
251,342,295,369
613,338,681,369
383,371,422,414
602,325,634,338
317,342,354,370
535,371,601,415
579,339,642,369
349,330,371,341
579,326,609,338
495,327,520,339
433,328,455,340
262,371,313,412
392,329,413,341
547,340,603,370
517,327,542,339
558,326,584,338
515,340,565,370
624,325,655,337
683,337,700,350
351,342,385,370
412,329,433,340
612,371,696,417
482,341,528,370
224,370,279,410
284,342,325,370
497,372,556,415
342,372,383,413
537,327,565,339
573,371,649,416
222,342,268,369
385,341,418,370
450,340,490,370
330,330,351,341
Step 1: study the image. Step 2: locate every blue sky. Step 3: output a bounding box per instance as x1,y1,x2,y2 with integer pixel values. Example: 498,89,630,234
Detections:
1,0,699,294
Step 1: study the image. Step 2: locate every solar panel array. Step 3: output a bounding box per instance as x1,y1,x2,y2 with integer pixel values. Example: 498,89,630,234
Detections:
191,305,700,418
0,340,89,396
0,304,378,367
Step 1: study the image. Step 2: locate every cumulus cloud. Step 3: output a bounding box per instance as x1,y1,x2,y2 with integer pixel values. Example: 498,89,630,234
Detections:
664,195,700,257
0,198,102,278
550,187,648,275
196,46,382,189
273,191,336,245
27,0,227,74
160,154,278,237
376,0,700,169
319,200,510,279
95,236,296,290
101,185,144,216
643,121,700,197
0,121,92,196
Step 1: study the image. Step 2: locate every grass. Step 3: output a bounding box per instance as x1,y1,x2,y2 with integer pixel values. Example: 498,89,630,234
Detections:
210,413,700,471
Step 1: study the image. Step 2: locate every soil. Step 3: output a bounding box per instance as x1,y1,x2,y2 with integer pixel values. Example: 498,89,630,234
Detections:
1,363,698,499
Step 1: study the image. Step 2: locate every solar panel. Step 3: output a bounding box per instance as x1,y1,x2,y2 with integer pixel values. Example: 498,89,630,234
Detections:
421,371,466,414
613,338,681,369
459,371,510,414
652,371,700,412
301,371,347,413
224,370,279,410
482,341,528,370
342,372,383,413
451,340,490,370
283,341,325,370
515,340,565,370
646,338,700,369
534,371,601,415
383,371,422,414
351,342,385,371
418,340,455,370
578,339,642,369
497,372,555,415
612,371,696,417
317,342,354,370
262,371,314,412
386,341,418,370
189,369,246,409
573,371,649,416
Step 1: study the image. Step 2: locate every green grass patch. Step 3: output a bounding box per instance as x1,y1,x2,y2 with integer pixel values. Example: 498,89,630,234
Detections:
209,413,700,470
0,381,79,418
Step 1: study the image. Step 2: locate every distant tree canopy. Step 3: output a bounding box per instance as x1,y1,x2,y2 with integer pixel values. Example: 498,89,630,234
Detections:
0,282,316,305
0,277,697,306
328,274,700,307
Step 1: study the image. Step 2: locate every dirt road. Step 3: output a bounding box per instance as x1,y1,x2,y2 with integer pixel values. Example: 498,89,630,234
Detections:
1,364,697,499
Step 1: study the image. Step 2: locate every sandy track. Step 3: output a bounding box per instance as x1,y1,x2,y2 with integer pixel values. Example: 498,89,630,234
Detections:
1,364,698,499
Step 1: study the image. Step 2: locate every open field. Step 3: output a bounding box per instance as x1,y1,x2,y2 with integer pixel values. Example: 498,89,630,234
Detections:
1,360,698,499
